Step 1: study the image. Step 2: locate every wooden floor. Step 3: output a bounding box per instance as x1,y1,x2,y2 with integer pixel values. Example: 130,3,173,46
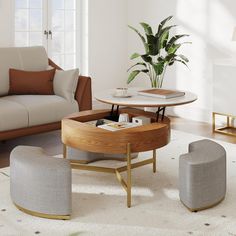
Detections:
0,116,235,168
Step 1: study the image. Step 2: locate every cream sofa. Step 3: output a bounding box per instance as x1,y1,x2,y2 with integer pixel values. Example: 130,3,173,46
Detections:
0,46,92,141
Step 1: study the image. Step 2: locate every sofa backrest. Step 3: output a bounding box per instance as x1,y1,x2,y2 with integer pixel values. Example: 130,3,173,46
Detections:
0,46,48,96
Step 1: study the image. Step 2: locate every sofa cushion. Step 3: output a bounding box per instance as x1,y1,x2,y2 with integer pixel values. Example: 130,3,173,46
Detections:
53,69,79,102
4,95,78,127
0,98,28,132
18,46,48,71
0,48,22,96
9,68,55,95
0,46,48,96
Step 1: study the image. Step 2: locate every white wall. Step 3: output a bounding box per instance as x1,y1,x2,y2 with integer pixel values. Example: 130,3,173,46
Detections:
0,0,13,47
88,0,128,108
127,0,236,122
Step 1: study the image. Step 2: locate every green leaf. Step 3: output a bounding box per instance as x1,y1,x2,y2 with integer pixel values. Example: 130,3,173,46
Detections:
167,44,181,54
174,59,189,67
157,25,177,51
156,25,177,39
127,70,141,84
181,42,192,45
146,35,158,55
166,34,189,51
69,232,83,236
140,22,153,35
168,58,189,68
157,16,173,36
157,56,164,61
128,25,146,43
165,53,177,63
152,61,165,75
128,25,148,53
127,62,146,72
161,31,169,49
141,55,152,63
178,54,189,63
130,53,141,60
141,69,149,73
146,35,157,45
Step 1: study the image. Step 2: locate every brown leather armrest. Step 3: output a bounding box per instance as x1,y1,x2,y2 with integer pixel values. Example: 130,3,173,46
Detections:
75,75,92,111
48,59,92,111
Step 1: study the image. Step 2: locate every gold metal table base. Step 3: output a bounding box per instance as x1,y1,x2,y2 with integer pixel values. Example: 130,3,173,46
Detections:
64,144,157,208
212,112,236,137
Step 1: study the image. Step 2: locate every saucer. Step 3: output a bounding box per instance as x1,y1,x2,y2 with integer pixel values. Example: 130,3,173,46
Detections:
112,94,132,98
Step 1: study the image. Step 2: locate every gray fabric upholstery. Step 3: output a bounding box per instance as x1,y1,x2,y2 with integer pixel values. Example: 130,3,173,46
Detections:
10,146,72,216
0,98,28,131
3,95,78,127
179,139,226,211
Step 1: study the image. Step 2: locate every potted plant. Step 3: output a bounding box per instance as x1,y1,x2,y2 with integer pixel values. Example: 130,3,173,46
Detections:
127,16,190,88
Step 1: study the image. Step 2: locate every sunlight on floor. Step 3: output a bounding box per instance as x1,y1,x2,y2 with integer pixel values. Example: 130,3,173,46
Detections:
163,188,180,201
72,184,154,197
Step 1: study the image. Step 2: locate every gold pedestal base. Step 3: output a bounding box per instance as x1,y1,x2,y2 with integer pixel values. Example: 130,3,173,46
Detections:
212,112,236,137
14,203,70,220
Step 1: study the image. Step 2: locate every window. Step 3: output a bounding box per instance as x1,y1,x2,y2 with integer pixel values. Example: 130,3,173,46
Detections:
14,0,77,70
15,0,44,47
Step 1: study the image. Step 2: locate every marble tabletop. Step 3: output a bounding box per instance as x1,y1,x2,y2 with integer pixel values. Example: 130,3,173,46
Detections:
95,87,197,108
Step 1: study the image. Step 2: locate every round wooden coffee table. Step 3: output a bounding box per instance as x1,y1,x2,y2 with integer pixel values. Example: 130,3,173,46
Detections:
62,109,170,207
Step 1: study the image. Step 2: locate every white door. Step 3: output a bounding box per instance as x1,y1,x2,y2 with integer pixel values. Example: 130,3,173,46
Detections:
48,0,77,69
14,0,77,70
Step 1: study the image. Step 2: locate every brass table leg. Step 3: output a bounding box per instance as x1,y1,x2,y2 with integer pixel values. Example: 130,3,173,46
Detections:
127,143,131,208
153,149,156,173
63,144,67,159
212,112,216,132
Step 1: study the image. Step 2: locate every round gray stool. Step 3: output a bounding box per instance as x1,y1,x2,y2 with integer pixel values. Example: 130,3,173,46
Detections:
10,146,72,219
179,139,226,211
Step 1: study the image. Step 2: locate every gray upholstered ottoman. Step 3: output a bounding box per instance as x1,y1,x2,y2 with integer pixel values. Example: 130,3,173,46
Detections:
10,146,72,219
179,139,226,211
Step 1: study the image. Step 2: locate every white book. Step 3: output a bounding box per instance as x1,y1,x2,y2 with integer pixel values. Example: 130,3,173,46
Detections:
99,122,140,132
138,88,185,99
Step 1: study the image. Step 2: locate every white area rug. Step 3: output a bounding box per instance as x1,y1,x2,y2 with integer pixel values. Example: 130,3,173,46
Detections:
0,130,236,236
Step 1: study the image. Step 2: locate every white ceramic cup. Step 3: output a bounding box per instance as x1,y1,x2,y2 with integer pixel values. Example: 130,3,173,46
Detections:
115,88,128,97
118,113,129,123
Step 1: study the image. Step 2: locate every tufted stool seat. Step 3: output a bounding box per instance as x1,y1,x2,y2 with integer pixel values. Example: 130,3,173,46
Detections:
10,146,72,219
179,139,226,211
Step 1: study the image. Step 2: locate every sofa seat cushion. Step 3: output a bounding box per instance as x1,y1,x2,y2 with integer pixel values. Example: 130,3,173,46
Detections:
4,95,78,127
0,98,28,132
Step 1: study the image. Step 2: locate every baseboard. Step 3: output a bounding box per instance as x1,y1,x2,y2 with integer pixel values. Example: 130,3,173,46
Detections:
166,106,211,123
